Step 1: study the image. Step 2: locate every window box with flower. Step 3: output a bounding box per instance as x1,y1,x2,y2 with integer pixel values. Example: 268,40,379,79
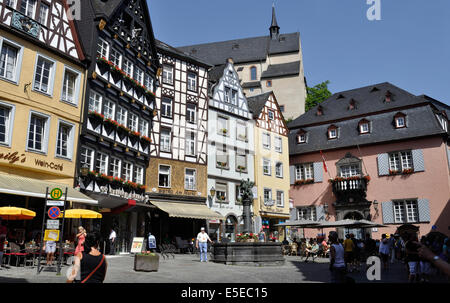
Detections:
401,168,413,175
295,179,314,186
217,162,228,169
111,177,124,189
237,165,247,172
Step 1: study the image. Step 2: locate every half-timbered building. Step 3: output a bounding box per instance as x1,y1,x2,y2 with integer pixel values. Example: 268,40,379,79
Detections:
75,0,159,253
146,40,222,243
206,59,255,242
247,91,290,240
0,0,97,241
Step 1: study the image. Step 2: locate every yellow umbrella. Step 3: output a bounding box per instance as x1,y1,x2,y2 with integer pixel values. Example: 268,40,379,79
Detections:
0,206,36,220
59,209,102,219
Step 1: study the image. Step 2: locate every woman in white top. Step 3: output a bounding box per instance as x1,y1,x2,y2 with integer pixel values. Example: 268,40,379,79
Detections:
329,231,346,283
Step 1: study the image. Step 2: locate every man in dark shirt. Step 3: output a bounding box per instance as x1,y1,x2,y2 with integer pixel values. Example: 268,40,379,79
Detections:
364,234,376,257
405,234,421,283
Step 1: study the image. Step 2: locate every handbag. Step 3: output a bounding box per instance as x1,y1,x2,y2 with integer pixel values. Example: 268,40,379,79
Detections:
81,254,105,283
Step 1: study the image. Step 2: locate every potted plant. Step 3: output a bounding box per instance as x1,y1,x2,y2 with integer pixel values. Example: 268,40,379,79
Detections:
134,252,160,272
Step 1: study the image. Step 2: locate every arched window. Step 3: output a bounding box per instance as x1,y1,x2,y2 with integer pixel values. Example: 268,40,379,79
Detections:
250,66,257,80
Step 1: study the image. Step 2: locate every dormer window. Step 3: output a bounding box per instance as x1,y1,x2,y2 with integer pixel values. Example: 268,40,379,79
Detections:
385,90,393,103
328,125,338,139
394,113,406,128
348,99,356,110
296,129,307,144
317,106,323,116
359,119,370,134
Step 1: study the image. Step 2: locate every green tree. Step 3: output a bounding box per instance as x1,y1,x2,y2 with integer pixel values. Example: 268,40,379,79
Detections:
305,80,332,112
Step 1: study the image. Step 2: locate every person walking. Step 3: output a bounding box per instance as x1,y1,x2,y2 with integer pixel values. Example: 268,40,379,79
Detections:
329,231,346,283
75,226,86,256
196,227,212,262
109,228,116,255
389,234,396,264
379,234,390,270
405,233,421,283
67,232,107,283
343,234,355,272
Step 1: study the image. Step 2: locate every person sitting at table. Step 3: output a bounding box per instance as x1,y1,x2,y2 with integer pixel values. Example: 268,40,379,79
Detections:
304,240,320,263
45,240,56,266
322,239,329,257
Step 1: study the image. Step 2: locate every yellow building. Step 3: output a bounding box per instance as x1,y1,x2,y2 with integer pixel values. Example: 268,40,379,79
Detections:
0,1,95,241
247,92,290,241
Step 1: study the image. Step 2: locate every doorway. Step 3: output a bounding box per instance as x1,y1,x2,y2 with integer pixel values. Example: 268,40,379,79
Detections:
344,211,364,239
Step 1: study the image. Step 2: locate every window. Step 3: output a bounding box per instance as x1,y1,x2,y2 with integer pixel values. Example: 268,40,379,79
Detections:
217,116,228,135
186,103,196,123
61,68,78,104
96,38,109,59
263,158,271,175
5,0,17,9
56,122,73,159
215,182,227,202
33,55,54,94
231,89,237,105
276,191,284,207
139,119,149,137
134,67,144,85
264,188,273,205
144,74,153,91
122,161,133,181
162,65,173,85
161,97,172,118
134,165,144,184
340,165,360,177
185,169,196,190
389,151,413,172
298,207,317,221
27,113,48,152
88,91,102,113
275,136,282,153
38,2,49,25
262,133,271,149
185,131,196,156
360,122,370,134
80,146,95,171
96,152,109,175
128,113,138,132
160,128,171,152
268,110,275,120
158,165,171,187
250,66,257,80
393,200,418,223
0,104,13,145
224,87,231,103
109,49,122,67
0,41,19,82
266,80,272,87
122,58,133,77
236,149,247,171
395,116,406,128
237,122,247,141
328,127,337,139
216,144,228,168
110,157,121,178
297,133,306,144
279,105,284,112
249,88,254,92
295,163,314,180
187,72,197,91
103,100,115,120
275,162,283,178
20,0,36,18
116,106,127,126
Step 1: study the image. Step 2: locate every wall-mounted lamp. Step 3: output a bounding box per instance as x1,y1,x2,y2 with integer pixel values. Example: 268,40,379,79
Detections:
80,163,90,177
24,82,31,93
210,186,216,198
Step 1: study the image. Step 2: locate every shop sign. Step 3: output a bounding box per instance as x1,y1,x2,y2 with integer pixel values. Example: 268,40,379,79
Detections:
103,186,146,202
0,151,26,164
131,237,144,253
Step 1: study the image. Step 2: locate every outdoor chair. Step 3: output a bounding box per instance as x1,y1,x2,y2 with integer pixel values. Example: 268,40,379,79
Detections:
175,237,189,253
9,242,28,267
62,243,75,265
24,244,37,267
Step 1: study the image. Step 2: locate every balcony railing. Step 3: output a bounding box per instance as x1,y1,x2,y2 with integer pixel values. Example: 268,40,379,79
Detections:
329,176,370,203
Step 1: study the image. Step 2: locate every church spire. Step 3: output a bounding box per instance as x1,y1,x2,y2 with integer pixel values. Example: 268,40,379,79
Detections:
270,3,280,40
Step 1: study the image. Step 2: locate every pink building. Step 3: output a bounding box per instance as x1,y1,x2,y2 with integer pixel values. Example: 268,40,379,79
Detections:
288,83,450,240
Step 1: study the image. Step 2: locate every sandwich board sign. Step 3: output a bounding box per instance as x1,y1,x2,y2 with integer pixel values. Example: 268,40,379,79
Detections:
131,237,145,253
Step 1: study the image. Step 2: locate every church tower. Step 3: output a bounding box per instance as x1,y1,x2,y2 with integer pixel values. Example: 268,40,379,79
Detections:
270,4,280,40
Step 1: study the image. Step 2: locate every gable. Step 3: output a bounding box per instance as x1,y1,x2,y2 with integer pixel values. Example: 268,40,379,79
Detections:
256,93,288,136
211,62,252,119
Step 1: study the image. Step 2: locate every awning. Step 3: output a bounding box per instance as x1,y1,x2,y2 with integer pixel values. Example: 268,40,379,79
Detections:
150,201,224,220
0,174,97,205
260,212,291,219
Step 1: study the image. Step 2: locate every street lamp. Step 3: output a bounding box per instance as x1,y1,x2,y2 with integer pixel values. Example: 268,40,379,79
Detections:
210,186,216,198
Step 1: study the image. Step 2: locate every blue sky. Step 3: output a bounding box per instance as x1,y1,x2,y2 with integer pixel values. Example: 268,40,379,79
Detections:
148,0,450,105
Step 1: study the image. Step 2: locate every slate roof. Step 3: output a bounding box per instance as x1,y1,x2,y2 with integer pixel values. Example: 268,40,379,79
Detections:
261,61,300,79
242,81,262,89
288,82,448,155
247,92,272,117
177,32,300,66
90,0,124,19
156,40,212,68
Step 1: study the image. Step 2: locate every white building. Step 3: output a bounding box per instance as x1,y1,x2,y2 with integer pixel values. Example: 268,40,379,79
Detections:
207,59,255,241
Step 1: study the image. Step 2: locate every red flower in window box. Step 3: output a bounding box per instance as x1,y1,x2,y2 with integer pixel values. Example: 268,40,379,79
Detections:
140,136,152,143
88,110,104,120
401,168,413,175
117,124,130,133
389,169,399,175
130,130,141,138
104,118,119,128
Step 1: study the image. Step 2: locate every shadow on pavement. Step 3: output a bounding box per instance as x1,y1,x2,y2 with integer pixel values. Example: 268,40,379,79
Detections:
0,276,30,283
289,260,330,283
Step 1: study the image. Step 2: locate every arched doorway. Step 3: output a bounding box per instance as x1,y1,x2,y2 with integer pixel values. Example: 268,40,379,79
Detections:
344,211,364,239
224,215,238,242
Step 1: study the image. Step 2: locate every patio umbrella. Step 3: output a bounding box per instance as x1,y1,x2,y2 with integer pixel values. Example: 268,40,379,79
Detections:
274,220,320,227
0,206,36,220
354,220,386,228
59,209,102,219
